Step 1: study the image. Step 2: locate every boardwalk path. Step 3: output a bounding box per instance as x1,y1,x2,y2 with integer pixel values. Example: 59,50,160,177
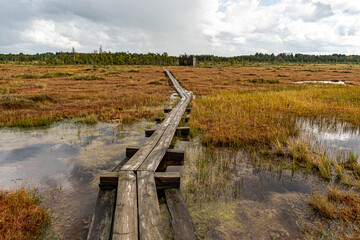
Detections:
87,69,196,240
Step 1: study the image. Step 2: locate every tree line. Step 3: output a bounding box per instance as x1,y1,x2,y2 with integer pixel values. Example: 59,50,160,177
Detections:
0,51,359,65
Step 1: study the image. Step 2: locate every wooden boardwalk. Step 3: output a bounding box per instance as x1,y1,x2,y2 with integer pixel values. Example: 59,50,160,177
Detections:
87,69,196,240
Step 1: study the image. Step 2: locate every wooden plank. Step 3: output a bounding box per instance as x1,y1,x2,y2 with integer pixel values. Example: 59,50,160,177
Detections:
87,189,116,240
121,97,184,171
137,171,164,240
154,172,181,189
145,127,190,137
139,100,190,171
126,146,184,161
165,189,196,240
112,171,138,240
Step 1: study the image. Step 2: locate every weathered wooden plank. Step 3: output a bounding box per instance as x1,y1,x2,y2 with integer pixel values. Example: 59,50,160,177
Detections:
139,100,190,171
87,189,116,240
154,172,181,189
165,189,196,240
121,97,184,171
145,127,190,137
137,171,164,240
126,147,184,161
112,171,138,240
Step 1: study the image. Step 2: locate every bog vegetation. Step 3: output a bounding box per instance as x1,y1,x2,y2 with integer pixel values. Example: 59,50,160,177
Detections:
1,61,360,238
167,63,360,238
0,188,50,239
0,65,170,128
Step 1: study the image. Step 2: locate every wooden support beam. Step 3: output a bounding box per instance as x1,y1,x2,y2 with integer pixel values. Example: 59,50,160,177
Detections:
165,189,196,240
126,147,184,161
138,171,164,240
99,172,119,189
145,127,190,137
155,115,190,123
154,172,181,189
164,108,191,113
100,171,181,190
112,171,138,240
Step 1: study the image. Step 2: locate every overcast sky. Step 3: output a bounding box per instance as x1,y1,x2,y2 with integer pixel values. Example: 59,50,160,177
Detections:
1,0,359,56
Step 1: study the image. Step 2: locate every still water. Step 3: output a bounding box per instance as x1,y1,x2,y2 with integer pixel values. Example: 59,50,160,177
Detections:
1,114,359,239
0,120,150,239
181,119,360,239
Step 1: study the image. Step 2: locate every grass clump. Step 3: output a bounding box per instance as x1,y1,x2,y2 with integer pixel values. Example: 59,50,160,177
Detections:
309,191,335,219
0,87,10,95
14,115,57,128
310,187,360,223
17,74,37,79
34,83,47,89
75,114,98,125
0,188,50,239
1,96,36,109
71,75,104,80
1,95,54,110
277,74,290,77
249,78,279,84
147,81,162,85
41,72,72,78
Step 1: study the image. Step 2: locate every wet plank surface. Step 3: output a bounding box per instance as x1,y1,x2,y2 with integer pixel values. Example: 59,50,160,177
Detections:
165,189,196,240
137,171,164,240
112,171,138,240
87,189,116,240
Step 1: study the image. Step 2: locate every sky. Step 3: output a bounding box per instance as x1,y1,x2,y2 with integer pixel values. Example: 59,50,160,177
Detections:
1,0,360,56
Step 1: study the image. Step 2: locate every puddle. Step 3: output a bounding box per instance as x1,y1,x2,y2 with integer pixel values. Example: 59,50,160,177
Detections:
181,139,325,239
294,80,346,85
297,118,360,155
0,120,150,239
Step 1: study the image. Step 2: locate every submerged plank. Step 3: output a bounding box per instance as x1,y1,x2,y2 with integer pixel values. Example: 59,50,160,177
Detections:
112,171,138,240
138,171,164,240
87,189,116,240
165,189,196,240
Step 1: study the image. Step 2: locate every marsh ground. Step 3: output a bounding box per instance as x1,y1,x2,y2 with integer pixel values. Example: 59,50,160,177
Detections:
0,64,170,127
1,63,360,239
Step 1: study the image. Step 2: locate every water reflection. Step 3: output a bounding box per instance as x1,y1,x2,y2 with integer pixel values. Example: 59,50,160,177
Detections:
297,118,360,155
294,80,346,85
181,139,325,239
0,120,150,239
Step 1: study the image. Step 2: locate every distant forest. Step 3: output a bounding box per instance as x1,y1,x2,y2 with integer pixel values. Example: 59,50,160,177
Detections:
0,51,359,65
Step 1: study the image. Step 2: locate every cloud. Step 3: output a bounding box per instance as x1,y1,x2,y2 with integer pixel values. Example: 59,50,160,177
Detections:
0,0,360,56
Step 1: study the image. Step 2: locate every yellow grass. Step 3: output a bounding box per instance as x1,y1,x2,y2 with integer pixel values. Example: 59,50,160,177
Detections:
0,64,171,127
190,86,360,147
0,188,50,239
